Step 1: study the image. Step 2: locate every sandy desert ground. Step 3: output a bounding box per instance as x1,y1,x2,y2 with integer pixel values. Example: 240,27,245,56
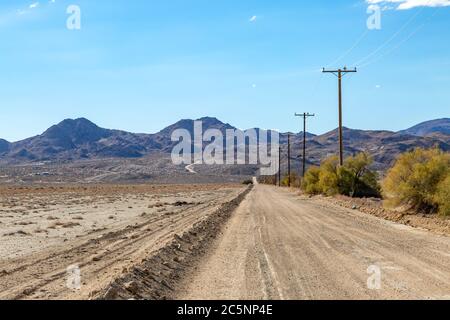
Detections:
0,183,245,300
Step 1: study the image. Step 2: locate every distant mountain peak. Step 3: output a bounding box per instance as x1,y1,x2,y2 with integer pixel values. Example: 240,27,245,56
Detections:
196,116,221,122
42,117,111,146
400,118,450,137
55,117,100,129
157,117,235,136
197,117,235,129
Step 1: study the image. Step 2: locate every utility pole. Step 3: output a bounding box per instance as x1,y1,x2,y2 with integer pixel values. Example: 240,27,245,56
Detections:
322,67,357,166
287,134,291,187
278,146,281,187
295,113,315,177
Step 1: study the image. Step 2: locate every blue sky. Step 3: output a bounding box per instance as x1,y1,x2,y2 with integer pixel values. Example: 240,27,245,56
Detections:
0,0,449,141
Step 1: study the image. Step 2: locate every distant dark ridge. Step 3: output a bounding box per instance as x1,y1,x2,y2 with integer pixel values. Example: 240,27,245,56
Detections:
0,117,448,171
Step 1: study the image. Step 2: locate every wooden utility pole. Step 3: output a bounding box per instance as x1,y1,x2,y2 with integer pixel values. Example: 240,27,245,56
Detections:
287,134,291,187
322,67,357,166
295,113,315,177
278,146,281,187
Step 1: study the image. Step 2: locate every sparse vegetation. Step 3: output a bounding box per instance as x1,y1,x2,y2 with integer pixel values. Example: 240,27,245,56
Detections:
302,153,381,198
258,175,277,185
302,166,322,195
281,173,301,188
301,148,449,216
435,175,450,216
383,148,450,215
339,153,381,198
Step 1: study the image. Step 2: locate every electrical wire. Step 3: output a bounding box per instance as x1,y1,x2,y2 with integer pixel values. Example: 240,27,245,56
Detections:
358,8,440,69
325,30,370,69
353,2,430,67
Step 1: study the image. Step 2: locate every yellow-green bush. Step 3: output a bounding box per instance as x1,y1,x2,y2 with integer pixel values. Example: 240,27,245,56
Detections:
339,153,381,198
302,166,321,194
318,156,340,195
302,153,380,198
281,173,301,188
383,148,449,213
435,175,450,216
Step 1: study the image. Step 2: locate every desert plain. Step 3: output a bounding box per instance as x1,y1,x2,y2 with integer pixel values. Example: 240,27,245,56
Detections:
0,183,245,299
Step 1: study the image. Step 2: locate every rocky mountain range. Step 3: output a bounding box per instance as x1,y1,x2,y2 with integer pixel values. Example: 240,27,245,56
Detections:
399,118,450,136
0,117,449,172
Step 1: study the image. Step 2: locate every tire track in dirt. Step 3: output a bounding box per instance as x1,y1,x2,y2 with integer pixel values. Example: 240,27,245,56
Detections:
0,187,246,300
96,185,253,300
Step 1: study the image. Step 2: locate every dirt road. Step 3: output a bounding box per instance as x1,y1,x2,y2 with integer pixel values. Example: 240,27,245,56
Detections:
177,184,450,300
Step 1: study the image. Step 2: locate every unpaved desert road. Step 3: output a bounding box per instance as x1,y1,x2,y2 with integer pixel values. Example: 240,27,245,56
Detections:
177,184,450,300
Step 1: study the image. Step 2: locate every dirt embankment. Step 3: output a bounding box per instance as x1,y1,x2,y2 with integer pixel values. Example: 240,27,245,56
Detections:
97,185,253,300
313,195,450,237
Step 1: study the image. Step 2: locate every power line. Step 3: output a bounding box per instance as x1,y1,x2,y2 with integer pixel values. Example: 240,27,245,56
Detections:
358,8,440,69
308,71,324,101
326,30,370,69
353,4,429,68
309,30,368,102
295,113,315,177
322,67,357,166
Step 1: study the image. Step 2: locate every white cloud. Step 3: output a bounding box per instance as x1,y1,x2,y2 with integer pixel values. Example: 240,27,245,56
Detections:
366,0,450,10
1,0,53,25
249,15,257,22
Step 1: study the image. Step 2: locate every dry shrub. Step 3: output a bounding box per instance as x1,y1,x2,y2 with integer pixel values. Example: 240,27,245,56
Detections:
302,166,321,195
281,173,301,188
302,154,380,198
434,175,450,216
383,148,449,214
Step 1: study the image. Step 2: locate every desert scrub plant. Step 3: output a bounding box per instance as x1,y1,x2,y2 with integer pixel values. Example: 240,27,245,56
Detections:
435,175,450,216
281,173,301,188
383,148,449,213
301,166,321,195
317,156,340,195
338,153,381,198
302,153,380,198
